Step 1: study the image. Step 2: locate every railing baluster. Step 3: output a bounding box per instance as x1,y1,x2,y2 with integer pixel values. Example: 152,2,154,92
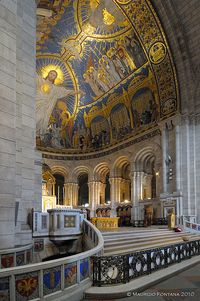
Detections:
98,257,102,287
164,247,168,268
147,250,151,274
124,254,129,283
77,260,80,284
61,264,65,291
177,245,181,262
39,269,43,298
10,274,15,301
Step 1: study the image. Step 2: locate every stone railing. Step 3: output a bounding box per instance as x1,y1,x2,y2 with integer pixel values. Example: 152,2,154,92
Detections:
92,239,200,286
183,218,200,233
0,244,33,269
0,219,104,301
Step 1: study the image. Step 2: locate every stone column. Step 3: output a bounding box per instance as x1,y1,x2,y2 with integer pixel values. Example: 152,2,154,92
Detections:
88,182,94,217
120,179,131,201
161,124,168,194
88,181,102,217
71,183,78,207
195,115,200,222
64,183,70,205
174,122,183,218
52,181,56,196
73,183,79,207
63,182,78,207
100,183,106,204
131,171,144,220
179,115,196,219
109,177,122,215
154,162,161,197
144,174,153,199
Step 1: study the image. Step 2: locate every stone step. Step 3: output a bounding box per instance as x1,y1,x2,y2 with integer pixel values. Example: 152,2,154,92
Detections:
101,227,200,256
102,230,172,239
102,227,170,236
103,232,183,242
103,232,194,246
104,235,200,256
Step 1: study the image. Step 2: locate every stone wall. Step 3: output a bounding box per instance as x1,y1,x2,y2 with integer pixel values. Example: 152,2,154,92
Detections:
0,0,42,249
152,0,200,221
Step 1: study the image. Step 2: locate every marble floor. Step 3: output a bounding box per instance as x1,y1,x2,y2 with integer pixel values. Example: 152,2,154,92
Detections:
101,226,168,233
115,262,200,301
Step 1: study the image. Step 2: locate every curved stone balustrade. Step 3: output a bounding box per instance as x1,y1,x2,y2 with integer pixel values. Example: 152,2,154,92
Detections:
0,244,33,269
0,219,104,301
183,218,200,233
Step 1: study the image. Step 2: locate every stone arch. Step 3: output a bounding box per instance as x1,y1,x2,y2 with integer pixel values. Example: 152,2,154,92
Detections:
133,145,162,199
111,156,131,178
133,147,156,172
50,166,68,182
71,166,91,182
93,162,110,182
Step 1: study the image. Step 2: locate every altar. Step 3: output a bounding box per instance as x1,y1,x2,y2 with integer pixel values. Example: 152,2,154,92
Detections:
91,217,119,229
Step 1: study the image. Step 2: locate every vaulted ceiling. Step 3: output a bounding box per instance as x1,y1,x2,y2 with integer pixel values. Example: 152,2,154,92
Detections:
36,0,178,153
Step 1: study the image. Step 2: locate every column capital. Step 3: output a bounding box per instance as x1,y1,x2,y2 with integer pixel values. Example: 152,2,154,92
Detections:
64,182,78,188
88,181,102,188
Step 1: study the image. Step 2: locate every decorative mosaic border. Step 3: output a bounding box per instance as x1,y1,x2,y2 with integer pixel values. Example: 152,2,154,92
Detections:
42,128,160,160
114,0,179,117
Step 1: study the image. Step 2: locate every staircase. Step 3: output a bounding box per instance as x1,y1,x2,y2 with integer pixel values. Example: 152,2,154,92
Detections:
102,227,200,256
83,227,200,300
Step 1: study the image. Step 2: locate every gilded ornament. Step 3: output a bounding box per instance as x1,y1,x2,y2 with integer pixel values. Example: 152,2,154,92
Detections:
149,42,167,64
82,23,96,35
116,0,132,4
41,83,51,94
102,8,115,26
90,0,99,10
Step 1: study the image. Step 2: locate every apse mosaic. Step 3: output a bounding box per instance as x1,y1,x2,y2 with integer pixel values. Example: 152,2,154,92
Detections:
36,0,178,152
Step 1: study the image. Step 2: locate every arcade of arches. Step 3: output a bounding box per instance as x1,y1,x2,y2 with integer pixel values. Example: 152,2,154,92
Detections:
0,0,200,251
42,145,159,222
